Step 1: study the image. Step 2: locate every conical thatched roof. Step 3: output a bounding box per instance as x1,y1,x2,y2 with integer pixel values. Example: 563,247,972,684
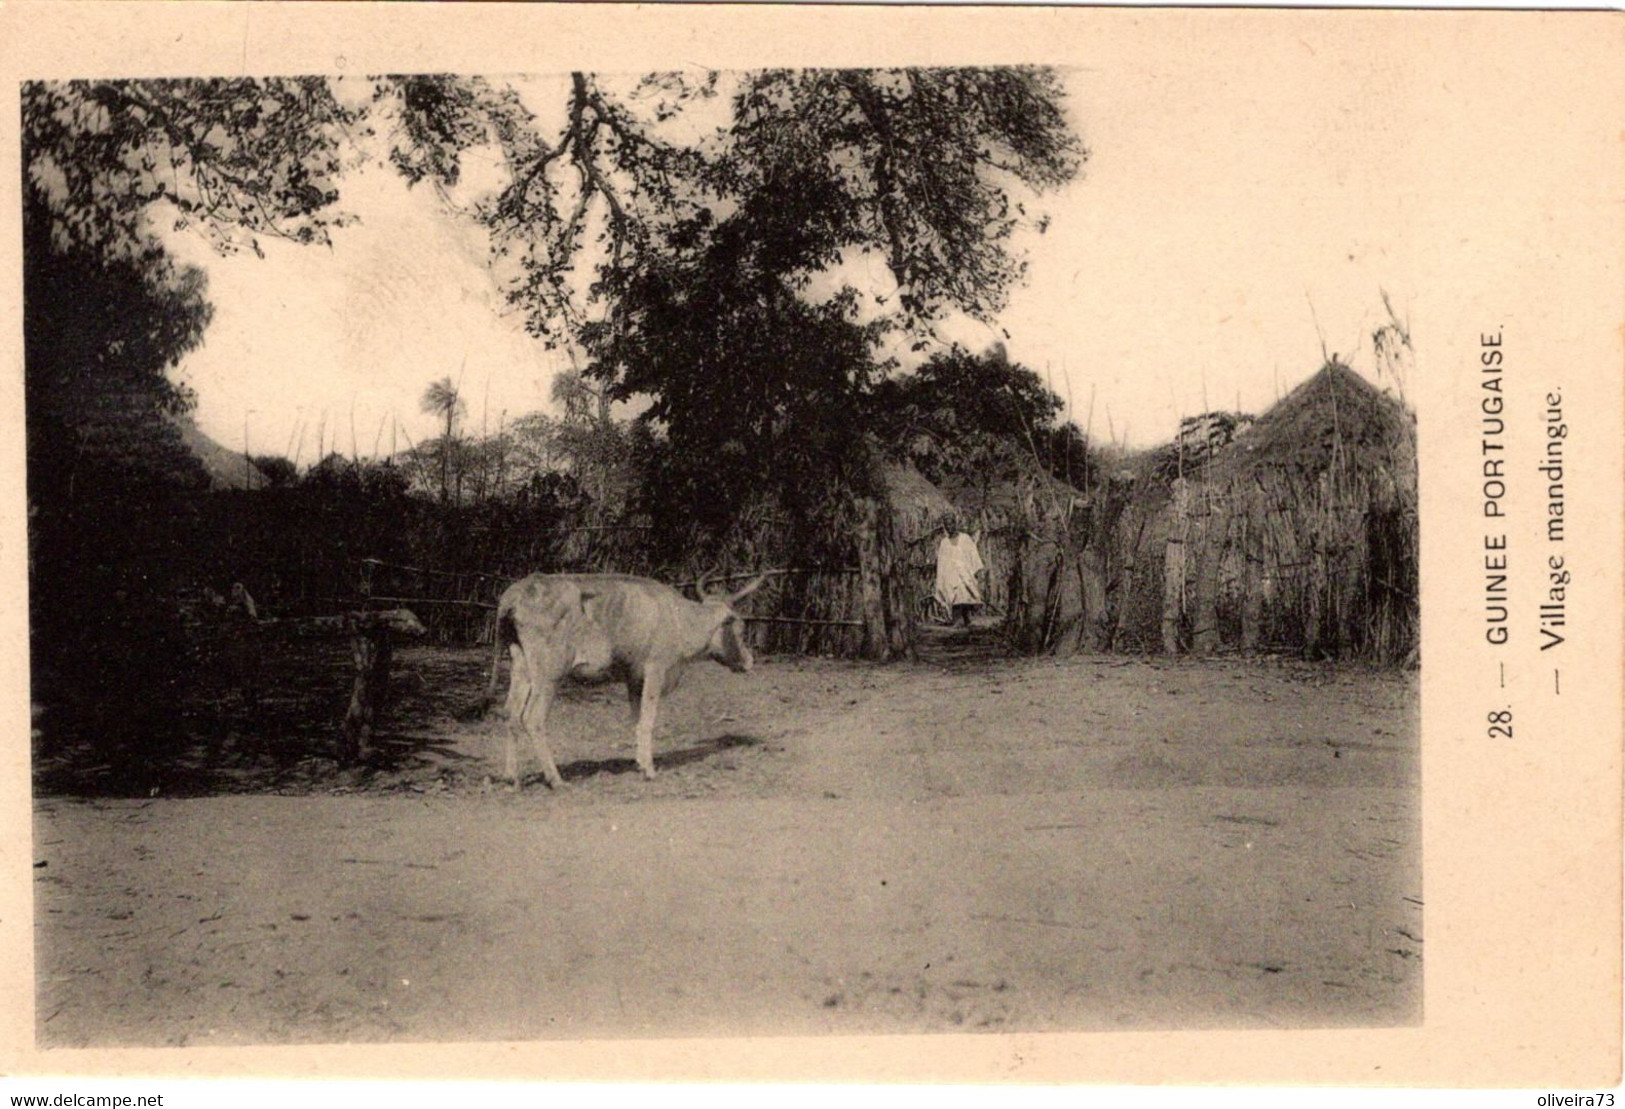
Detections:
166,415,268,490
880,462,955,520
1221,361,1414,481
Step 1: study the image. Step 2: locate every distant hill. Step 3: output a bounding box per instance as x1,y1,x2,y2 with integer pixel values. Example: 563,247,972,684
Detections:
166,415,267,491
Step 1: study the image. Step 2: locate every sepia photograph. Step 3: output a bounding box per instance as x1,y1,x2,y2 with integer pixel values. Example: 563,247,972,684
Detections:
2,1,1618,1090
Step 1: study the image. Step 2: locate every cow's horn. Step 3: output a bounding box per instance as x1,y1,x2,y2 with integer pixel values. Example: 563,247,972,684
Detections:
728,572,769,604
694,568,712,599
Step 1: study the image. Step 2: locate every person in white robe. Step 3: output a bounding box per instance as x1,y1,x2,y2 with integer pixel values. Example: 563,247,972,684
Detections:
934,516,985,628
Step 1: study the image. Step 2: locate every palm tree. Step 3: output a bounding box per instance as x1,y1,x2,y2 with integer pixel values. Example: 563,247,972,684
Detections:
549,369,601,426
550,369,618,506
420,376,465,502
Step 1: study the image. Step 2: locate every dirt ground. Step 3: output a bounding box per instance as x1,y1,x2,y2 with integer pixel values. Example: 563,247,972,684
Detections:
33,630,1420,1047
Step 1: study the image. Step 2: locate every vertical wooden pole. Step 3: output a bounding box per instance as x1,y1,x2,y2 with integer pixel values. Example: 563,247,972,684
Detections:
1237,479,1263,652
1112,507,1141,652
1302,472,1331,659
1161,477,1189,655
855,498,888,661
876,502,915,660
1004,524,1028,652
1081,546,1110,651
1191,490,1223,655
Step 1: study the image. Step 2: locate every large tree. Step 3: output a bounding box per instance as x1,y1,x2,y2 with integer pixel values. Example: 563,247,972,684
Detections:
23,77,362,768
873,343,1096,503
715,69,1082,329
23,77,358,257
28,68,1083,486
410,69,1085,345
23,179,217,764
27,67,1084,461
388,68,1086,519
23,75,365,518
23,68,1086,766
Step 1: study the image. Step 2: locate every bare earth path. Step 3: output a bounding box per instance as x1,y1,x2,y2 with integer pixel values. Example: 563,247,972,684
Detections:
34,648,1419,1046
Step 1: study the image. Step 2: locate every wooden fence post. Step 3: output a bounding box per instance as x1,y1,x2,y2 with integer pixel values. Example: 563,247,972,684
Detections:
1161,477,1189,655
1006,525,1029,651
1239,481,1266,652
1191,492,1223,655
1302,473,1331,659
855,499,889,661
877,502,915,659
338,609,428,766
1111,526,1138,652
1081,546,1111,651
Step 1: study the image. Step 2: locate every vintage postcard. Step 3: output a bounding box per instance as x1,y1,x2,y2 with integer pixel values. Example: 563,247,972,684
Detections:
0,1,1619,1094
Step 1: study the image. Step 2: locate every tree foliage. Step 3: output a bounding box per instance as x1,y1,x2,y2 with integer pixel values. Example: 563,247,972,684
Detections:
22,76,363,765
874,344,1095,500
418,376,466,502
383,67,1083,550
22,74,370,581
23,180,217,763
24,77,359,259
386,66,1085,437
721,69,1082,328
27,68,1084,516
249,454,300,489
545,372,636,511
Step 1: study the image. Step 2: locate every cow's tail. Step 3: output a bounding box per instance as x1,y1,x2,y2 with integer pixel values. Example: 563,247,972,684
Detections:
470,596,515,718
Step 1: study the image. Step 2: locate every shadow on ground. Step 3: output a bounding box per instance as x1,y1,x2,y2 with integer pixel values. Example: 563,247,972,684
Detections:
33,641,499,797
510,734,763,787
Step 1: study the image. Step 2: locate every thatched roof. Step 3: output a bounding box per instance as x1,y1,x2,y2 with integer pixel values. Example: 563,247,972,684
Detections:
1094,362,1418,663
1116,361,1417,513
167,415,268,491
880,462,955,519
924,465,1087,525
1226,361,1414,479
1176,360,1419,522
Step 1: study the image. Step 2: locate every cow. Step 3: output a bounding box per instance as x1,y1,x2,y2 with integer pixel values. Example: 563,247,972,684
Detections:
487,571,767,789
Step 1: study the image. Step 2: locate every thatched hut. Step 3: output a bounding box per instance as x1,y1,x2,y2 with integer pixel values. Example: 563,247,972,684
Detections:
884,462,972,628
882,462,957,535
886,462,1097,639
1110,361,1417,663
990,466,1122,656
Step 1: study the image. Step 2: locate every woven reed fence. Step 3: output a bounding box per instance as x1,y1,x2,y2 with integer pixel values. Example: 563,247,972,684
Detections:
349,495,918,661
1084,363,1418,664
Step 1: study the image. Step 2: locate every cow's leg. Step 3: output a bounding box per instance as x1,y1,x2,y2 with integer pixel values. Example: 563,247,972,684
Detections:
625,672,644,727
502,643,531,787
633,665,664,780
520,672,566,790
515,630,569,790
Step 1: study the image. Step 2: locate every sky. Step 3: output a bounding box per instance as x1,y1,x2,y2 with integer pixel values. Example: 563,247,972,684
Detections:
167,57,1417,461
